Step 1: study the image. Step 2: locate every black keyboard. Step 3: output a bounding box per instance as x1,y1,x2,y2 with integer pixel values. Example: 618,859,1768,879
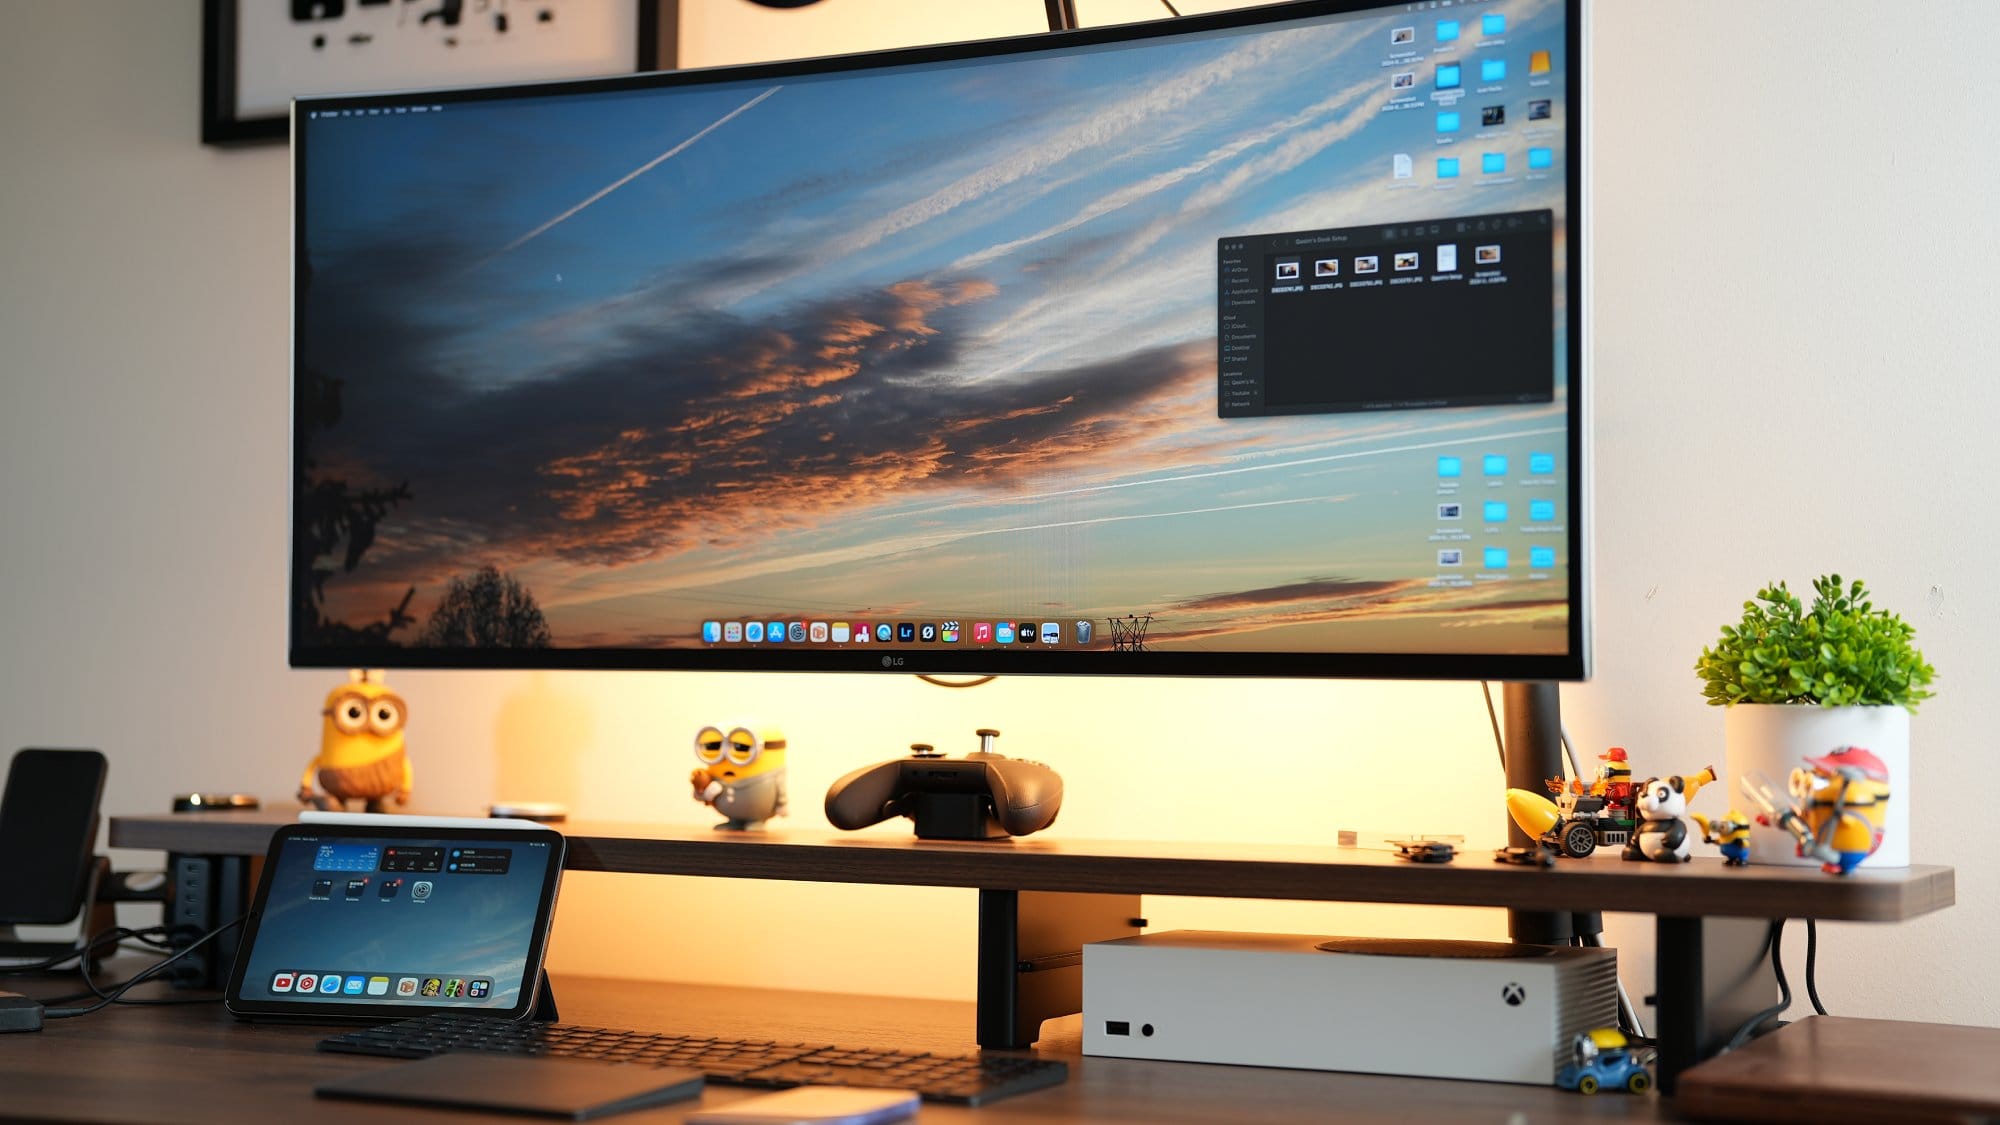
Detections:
319,1013,1068,1107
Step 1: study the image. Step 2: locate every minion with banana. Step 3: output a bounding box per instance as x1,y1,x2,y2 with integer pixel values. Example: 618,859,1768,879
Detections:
691,725,788,830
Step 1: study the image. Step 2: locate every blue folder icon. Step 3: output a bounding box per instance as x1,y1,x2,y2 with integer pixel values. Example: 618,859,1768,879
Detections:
1530,546,1556,569
1483,454,1509,476
1438,157,1460,179
1437,111,1461,132
1482,58,1507,82
1437,19,1460,41
1438,456,1463,478
1484,501,1509,523
1529,451,1555,474
1528,147,1553,169
1529,499,1556,522
1482,152,1505,174
1484,547,1510,569
1483,13,1506,35
1437,63,1462,89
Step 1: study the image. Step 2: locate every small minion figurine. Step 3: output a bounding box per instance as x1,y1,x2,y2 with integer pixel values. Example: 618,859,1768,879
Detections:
1692,808,1752,865
300,669,412,812
691,725,787,830
1794,746,1891,875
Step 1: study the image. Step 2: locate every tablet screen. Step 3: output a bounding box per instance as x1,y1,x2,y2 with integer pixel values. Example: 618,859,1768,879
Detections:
227,824,564,1019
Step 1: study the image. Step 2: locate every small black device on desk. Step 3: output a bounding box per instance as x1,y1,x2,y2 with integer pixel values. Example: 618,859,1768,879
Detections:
320,1012,1068,1107
0,749,107,927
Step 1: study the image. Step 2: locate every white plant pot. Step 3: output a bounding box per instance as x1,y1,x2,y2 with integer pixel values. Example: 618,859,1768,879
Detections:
1721,704,1909,869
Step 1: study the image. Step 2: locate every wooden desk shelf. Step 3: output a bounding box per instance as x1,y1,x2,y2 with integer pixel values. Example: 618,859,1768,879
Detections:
109,807,1956,1093
110,808,1953,920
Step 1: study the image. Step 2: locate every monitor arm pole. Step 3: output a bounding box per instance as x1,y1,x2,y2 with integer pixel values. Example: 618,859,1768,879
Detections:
1502,680,1588,945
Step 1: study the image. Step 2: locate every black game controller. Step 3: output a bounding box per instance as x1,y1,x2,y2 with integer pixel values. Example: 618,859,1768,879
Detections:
824,729,1062,840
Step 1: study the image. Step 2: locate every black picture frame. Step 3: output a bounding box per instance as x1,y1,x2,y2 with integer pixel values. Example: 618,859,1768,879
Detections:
201,0,662,146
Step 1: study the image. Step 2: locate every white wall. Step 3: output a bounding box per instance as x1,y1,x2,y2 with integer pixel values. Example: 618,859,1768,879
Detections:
2,0,1993,1030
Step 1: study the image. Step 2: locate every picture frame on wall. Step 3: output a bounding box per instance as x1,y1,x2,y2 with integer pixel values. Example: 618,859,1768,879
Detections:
201,0,662,145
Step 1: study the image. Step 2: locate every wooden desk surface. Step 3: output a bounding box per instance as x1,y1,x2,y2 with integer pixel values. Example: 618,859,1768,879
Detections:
0,968,1677,1124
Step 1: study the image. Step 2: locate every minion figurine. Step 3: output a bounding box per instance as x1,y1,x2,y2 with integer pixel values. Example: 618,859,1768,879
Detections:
1692,808,1753,865
691,725,787,830
299,670,412,812
1794,746,1891,875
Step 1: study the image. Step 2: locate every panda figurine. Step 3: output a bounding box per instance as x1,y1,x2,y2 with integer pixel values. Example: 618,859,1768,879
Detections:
1623,774,1697,863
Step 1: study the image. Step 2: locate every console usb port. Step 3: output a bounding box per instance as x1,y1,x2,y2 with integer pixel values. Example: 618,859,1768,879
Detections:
1105,1021,1131,1036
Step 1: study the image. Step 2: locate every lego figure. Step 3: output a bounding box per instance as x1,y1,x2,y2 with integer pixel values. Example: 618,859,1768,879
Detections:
691,725,788,830
1622,767,1716,863
1796,747,1891,875
1691,808,1752,865
1592,747,1635,822
299,670,412,812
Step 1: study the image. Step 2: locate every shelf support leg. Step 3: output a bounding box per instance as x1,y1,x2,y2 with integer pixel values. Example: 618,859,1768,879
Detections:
976,889,1142,1048
1652,914,1778,1094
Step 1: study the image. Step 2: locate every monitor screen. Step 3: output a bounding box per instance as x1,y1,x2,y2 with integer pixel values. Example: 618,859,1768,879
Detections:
293,0,1585,680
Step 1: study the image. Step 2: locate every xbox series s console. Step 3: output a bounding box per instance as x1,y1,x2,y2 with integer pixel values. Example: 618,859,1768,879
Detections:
1083,931,1618,1085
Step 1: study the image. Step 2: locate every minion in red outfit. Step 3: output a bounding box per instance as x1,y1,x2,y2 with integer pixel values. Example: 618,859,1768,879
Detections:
1794,747,1890,875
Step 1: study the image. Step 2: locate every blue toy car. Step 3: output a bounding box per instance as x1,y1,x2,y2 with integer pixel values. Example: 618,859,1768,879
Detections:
1555,1029,1654,1095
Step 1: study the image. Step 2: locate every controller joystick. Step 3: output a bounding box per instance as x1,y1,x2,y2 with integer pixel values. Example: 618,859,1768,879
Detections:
824,728,1063,840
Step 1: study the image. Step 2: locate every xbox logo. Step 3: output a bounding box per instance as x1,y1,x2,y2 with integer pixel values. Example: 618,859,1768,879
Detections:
1502,982,1526,1006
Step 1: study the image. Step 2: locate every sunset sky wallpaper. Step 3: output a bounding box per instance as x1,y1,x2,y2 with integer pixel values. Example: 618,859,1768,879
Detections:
297,0,1573,656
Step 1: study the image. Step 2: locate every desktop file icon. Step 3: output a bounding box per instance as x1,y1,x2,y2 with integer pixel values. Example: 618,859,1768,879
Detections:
1482,13,1506,36
1438,456,1463,478
1483,500,1509,523
1437,19,1460,41
1437,157,1461,179
1437,110,1461,133
1482,152,1505,175
1437,62,1462,90
1529,499,1557,522
1528,147,1553,169
1530,546,1557,569
1481,58,1507,82
1483,454,1509,476
1484,547,1511,569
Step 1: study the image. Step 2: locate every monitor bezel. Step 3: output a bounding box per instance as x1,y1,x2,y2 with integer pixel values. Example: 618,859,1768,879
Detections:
290,0,1587,682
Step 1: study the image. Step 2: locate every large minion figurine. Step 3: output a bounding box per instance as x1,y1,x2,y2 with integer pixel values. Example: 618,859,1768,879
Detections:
691,725,787,830
300,670,412,812
1794,747,1891,875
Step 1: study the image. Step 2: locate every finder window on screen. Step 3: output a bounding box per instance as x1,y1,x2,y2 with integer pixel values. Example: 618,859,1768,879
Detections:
295,1,1574,661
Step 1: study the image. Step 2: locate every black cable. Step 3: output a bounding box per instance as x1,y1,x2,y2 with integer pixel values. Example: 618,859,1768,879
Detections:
1160,0,1182,15
0,923,191,975
1805,918,1827,1016
1723,920,1792,1052
75,950,223,1007
42,915,244,1019
1480,681,1506,769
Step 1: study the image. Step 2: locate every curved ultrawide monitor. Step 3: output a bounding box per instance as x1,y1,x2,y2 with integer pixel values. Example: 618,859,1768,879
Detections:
292,0,1586,680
